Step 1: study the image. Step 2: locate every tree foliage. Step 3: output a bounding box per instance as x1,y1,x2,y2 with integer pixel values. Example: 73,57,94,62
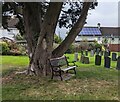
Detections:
2,1,98,35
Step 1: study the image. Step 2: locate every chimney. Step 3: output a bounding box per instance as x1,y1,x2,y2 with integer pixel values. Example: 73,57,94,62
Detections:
97,23,101,29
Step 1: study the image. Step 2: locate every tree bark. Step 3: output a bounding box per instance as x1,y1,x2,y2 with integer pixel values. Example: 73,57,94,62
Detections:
31,2,63,76
52,2,91,57
23,2,42,74
23,2,42,53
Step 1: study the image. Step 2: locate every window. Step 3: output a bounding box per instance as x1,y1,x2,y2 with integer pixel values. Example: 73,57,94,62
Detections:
112,37,114,41
98,37,100,41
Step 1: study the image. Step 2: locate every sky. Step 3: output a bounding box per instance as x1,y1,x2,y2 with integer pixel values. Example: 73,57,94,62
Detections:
56,0,119,39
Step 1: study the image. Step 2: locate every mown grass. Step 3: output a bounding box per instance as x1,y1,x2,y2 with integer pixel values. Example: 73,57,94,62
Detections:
2,55,29,69
1,53,120,101
1,55,29,76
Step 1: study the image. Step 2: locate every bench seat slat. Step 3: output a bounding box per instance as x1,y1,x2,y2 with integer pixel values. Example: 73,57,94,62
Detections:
61,66,76,71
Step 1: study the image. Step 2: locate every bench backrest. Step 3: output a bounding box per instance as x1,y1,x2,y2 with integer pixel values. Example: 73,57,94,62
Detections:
49,56,68,67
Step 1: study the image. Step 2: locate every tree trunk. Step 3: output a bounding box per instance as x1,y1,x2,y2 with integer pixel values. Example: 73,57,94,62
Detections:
52,2,91,57
23,2,42,74
29,2,63,76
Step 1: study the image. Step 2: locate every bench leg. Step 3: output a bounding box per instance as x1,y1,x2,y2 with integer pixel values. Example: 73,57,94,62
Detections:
59,71,63,81
74,68,76,74
66,70,69,73
51,71,54,79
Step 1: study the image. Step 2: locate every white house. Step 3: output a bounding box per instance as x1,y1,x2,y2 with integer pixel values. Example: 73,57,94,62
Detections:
0,27,19,41
0,17,19,41
75,27,102,43
75,26,120,52
100,27,120,52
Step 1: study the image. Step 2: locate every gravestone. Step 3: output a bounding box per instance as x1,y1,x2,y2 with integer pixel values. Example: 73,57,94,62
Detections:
81,50,84,55
96,51,99,55
90,50,94,57
74,52,78,62
95,55,101,65
112,53,117,61
85,50,88,56
104,57,111,68
116,56,120,70
100,51,103,56
108,50,111,56
104,51,109,57
96,48,100,55
80,55,85,63
84,57,89,64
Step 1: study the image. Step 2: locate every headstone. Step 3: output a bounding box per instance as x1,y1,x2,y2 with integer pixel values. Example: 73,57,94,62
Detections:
81,50,84,55
104,51,109,57
74,52,78,61
95,55,101,65
112,53,117,61
108,50,111,56
85,50,88,56
84,57,89,64
104,57,111,68
80,55,85,63
96,51,99,55
90,50,94,57
116,56,120,70
96,48,100,55
93,49,96,54
100,51,103,56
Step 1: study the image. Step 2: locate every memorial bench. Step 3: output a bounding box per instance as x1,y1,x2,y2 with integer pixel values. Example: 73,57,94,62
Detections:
49,56,77,80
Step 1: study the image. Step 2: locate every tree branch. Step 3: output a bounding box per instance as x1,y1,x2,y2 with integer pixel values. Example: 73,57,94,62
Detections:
52,2,92,57
32,2,63,75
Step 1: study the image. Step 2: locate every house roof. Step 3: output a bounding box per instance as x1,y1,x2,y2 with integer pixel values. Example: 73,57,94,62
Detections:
0,37,14,42
78,27,102,36
100,27,119,37
78,26,120,37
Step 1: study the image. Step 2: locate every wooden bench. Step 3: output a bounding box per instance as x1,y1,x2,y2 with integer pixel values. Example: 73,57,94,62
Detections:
49,56,77,80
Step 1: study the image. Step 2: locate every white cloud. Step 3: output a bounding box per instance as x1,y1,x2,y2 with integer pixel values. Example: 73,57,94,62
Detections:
56,1,119,38
86,2,118,27
98,0,119,2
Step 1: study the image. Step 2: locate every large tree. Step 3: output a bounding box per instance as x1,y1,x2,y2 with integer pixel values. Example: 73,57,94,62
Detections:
2,1,98,76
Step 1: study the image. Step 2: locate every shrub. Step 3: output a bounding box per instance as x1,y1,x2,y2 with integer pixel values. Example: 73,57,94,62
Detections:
0,42,10,55
88,43,94,50
94,43,102,49
54,34,62,44
8,49,22,56
14,34,24,41
65,44,76,54
0,41,27,56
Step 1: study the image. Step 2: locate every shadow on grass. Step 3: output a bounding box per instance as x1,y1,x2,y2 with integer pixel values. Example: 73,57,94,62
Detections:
2,66,119,101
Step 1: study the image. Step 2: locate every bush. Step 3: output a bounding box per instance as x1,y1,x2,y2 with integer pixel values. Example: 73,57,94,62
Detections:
0,42,10,55
54,34,62,44
0,41,27,56
94,43,102,49
88,43,94,50
14,34,24,40
8,50,22,56
65,44,76,54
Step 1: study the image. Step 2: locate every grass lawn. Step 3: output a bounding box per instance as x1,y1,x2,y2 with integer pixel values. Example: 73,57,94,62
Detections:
1,53,119,101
